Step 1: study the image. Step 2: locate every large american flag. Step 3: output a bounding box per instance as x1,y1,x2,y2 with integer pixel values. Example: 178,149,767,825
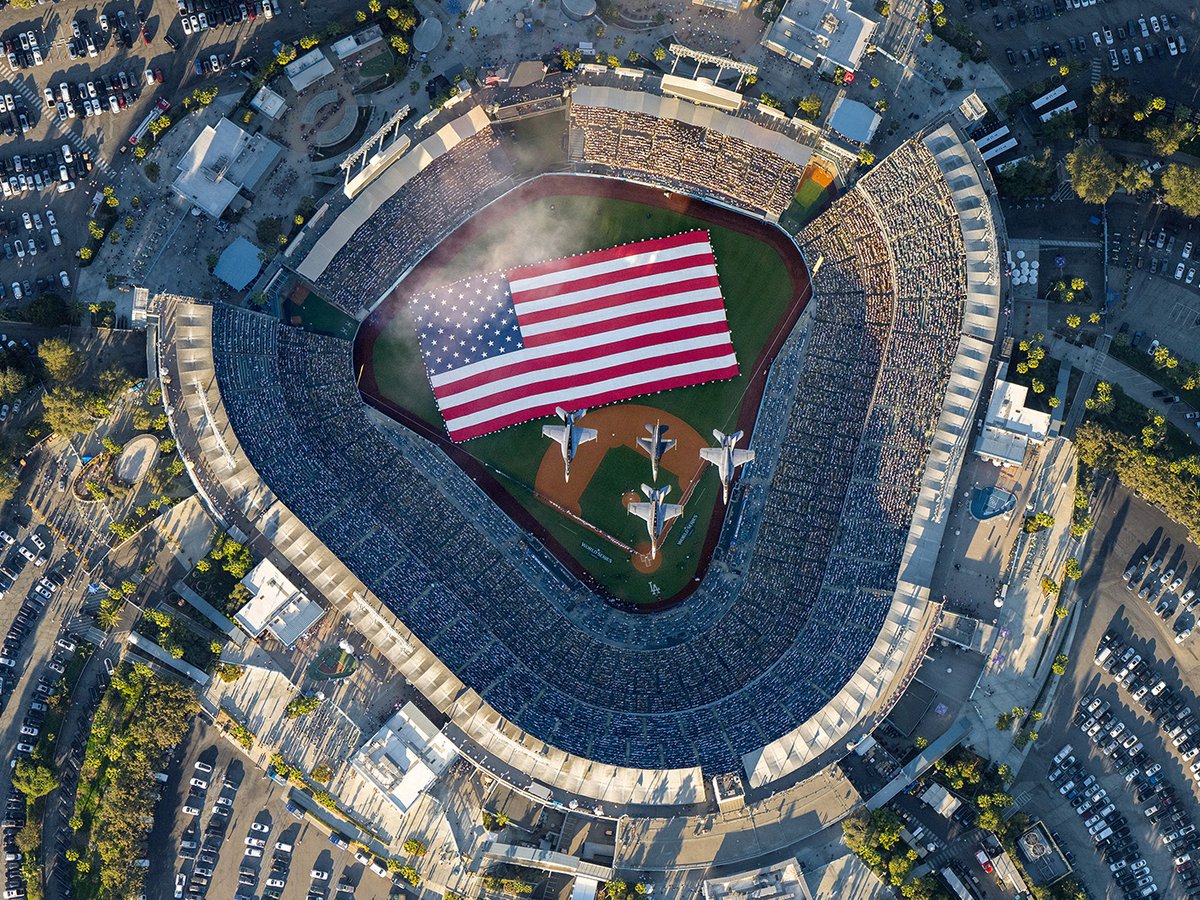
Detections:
412,231,738,442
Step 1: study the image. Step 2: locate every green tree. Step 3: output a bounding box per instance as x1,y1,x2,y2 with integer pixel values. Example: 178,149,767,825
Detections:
43,385,94,435
12,761,57,800
796,94,823,120
389,34,409,54
256,216,283,245
858,148,875,166
1065,141,1121,204
144,162,160,183
1041,575,1059,595
403,838,428,856
1064,557,1083,579
0,368,27,401
1052,654,1069,675
38,337,83,383
1146,117,1195,157
653,46,666,62
1119,163,1153,194
1161,164,1200,217
1066,313,1081,328
299,34,320,49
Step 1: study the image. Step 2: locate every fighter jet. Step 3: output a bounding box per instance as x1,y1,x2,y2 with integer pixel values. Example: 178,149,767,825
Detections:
541,407,597,482
699,429,755,503
636,421,677,482
627,484,683,560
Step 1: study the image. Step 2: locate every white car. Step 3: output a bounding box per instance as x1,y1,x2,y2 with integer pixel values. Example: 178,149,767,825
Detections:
49,228,61,248
1184,241,1194,260
174,873,186,898
1134,46,1144,63
244,847,263,858
1092,31,1102,47
311,869,330,881
181,16,192,35
189,777,208,790
194,761,214,774
182,804,201,816
21,213,31,231
244,836,266,848
1104,27,1114,45
1176,262,1186,280
59,271,70,290
250,822,270,834
45,209,55,227
0,531,13,546
1151,15,1161,32
1188,268,1196,285
31,213,42,232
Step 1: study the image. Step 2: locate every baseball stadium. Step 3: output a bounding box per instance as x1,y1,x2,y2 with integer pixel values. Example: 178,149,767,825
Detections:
156,67,1003,807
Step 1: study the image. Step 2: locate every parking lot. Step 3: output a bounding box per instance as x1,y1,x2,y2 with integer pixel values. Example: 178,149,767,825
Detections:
0,0,309,301
1014,481,1200,897
949,0,1200,93
151,717,405,900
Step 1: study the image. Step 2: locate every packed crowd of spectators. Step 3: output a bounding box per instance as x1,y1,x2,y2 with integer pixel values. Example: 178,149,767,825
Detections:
194,135,969,775
569,104,804,217
314,130,515,315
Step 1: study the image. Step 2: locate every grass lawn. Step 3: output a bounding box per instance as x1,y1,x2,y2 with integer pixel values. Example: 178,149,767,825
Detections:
779,171,834,233
357,47,395,82
284,292,358,340
362,190,796,602
578,446,682,545
495,111,569,175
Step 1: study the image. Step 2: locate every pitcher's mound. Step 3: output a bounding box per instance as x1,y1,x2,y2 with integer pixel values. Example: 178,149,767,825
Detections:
631,543,663,574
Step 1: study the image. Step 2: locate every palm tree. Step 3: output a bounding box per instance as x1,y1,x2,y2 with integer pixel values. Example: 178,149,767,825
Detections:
97,607,121,630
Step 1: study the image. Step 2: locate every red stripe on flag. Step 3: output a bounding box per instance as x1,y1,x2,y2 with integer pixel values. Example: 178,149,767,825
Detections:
505,230,710,283
514,274,721,328
509,251,715,306
447,363,741,441
436,344,738,419
432,319,733,396
521,297,728,348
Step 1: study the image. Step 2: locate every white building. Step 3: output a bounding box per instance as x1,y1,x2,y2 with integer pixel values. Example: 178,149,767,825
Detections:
172,119,282,219
762,0,877,73
975,364,1052,468
234,558,326,647
285,48,335,93
703,860,808,900
349,702,458,815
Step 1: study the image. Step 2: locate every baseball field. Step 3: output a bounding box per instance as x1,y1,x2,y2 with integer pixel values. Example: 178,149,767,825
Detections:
355,174,810,605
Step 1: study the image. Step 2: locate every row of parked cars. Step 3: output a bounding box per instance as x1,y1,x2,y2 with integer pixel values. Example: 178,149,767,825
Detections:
1095,630,1200,781
0,141,91,198
2,29,44,70
177,0,277,36
1123,553,1197,643
50,73,142,124
1049,738,1156,899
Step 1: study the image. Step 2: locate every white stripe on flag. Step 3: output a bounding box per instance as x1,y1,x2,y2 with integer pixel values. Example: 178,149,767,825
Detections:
443,352,740,432
519,285,724,339
511,263,718,318
506,238,712,295
429,307,732,389
438,330,735,409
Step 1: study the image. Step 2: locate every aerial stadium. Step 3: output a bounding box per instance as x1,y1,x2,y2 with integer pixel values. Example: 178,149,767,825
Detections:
156,66,1003,809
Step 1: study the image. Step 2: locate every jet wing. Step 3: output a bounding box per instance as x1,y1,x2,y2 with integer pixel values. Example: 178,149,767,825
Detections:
542,425,568,441
731,449,755,466
627,502,655,523
699,448,722,464
636,437,655,453
575,427,598,444
661,503,684,521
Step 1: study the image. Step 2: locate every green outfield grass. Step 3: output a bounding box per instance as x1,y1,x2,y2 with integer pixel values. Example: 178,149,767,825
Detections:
363,189,794,602
779,174,834,233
